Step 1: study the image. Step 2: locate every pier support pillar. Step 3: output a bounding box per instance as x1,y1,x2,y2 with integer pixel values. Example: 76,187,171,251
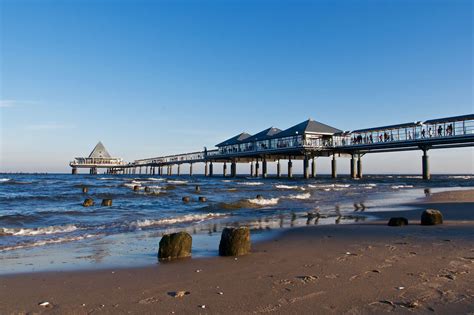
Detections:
250,162,254,177
231,161,236,177
331,155,337,179
255,160,260,177
357,155,363,179
288,158,293,178
350,155,356,179
303,156,309,179
262,159,267,178
311,158,316,178
276,160,281,177
139,167,142,175
177,164,181,176
205,162,209,176
72,167,78,175
209,162,214,176
422,149,430,180
189,163,193,176
223,162,227,177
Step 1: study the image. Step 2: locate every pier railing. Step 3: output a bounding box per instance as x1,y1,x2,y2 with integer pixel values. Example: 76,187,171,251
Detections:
70,157,126,166
129,114,474,166
333,115,474,148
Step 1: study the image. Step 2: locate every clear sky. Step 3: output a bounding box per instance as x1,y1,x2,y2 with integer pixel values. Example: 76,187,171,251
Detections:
0,0,472,174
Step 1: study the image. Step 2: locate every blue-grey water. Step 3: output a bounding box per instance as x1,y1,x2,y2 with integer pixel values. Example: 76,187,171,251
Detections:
0,174,473,274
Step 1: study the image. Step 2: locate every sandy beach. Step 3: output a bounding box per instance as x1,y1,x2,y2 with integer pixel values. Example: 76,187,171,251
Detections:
1,189,473,314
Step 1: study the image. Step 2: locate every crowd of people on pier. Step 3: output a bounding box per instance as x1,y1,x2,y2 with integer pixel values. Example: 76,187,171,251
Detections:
344,123,456,146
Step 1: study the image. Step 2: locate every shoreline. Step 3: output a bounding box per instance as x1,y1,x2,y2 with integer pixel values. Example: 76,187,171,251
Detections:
1,189,473,314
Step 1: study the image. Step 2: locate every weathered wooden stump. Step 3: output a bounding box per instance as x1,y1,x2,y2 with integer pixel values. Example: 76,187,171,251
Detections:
82,198,94,207
256,194,263,200
198,196,207,202
144,186,151,193
219,227,251,256
101,199,113,207
421,209,443,225
182,196,190,203
82,186,88,194
195,185,201,193
133,185,140,192
388,217,408,226
158,232,192,261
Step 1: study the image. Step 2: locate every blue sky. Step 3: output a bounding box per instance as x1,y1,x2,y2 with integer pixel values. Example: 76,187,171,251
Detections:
0,0,472,173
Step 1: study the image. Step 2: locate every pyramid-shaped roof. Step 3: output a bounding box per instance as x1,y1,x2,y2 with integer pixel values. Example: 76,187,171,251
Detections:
274,119,342,138
88,141,112,158
245,127,282,142
216,132,252,147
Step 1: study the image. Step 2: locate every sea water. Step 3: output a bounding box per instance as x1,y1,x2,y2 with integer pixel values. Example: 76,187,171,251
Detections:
0,174,472,274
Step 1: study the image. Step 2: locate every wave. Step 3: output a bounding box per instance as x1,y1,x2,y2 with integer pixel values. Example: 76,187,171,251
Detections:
147,177,165,181
308,184,350,189
238,182,263,186
0,234,98,252
0,224,78,236
391,185,414,189
131,213,226,228
247,197,279,206
0,178,11,182
285,192,311,200
98,177,117,180
448,175,473,180
275,185,302,190
167,180,188,184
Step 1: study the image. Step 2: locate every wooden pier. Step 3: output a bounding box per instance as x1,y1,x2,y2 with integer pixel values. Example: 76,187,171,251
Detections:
70,114,474,179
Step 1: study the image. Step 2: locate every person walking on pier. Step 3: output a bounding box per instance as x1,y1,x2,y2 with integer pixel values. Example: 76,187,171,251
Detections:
421,128,426,138
438,125,443,137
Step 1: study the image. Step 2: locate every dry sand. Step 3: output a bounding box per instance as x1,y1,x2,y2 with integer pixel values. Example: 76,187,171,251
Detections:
1,189,473,314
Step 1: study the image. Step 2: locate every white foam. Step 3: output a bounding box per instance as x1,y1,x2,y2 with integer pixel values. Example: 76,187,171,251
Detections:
0,234,98,252
247,197,279,206
285,192,311,200
0,224,78,236
148,177,165,181
275,185,301,190
124,183,140,188
167,180,188,184
0,178,11,182
448,175,473,180
238,182,263,186
132,213,225,228
391,185,414,189
308,184,350,189
98,177,115,180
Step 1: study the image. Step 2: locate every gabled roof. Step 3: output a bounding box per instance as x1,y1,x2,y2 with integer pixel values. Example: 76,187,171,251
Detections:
216,132,252,147
274,119,342,138
244,127,282,142
88,141,112,158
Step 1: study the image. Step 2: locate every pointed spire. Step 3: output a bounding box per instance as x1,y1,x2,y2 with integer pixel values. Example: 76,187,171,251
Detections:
88,141,112,158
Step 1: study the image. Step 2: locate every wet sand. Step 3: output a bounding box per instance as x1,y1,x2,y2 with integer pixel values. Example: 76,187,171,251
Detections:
1,189,473,314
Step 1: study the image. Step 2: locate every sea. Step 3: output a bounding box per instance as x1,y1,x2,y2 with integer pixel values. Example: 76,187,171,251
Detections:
1,174,473,274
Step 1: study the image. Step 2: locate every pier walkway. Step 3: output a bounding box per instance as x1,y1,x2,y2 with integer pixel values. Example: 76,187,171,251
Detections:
71,114,474,179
